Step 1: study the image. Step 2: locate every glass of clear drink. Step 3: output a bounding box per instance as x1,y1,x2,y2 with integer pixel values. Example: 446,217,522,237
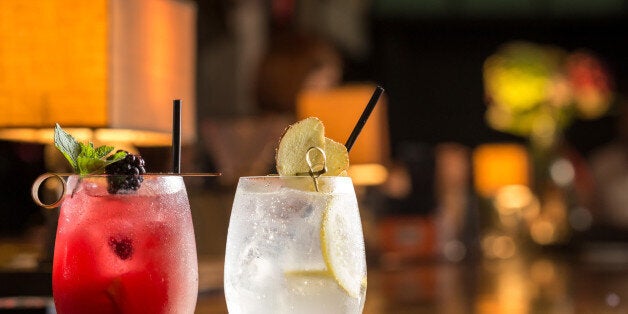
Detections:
34,174,198,313
224,176,367,314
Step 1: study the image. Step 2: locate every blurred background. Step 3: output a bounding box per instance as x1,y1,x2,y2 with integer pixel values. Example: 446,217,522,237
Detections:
2,0,628,313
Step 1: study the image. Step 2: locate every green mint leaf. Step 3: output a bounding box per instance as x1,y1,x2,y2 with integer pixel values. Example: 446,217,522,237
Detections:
79,142,96,159
106,150,127,165
77,146,126,174
77,156,107,175
53,124,132,175
95,145,114,159
54,123,80,171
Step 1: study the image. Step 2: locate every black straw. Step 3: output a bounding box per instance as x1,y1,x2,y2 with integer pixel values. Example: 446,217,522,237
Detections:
172,99,182,174
345,86,384,152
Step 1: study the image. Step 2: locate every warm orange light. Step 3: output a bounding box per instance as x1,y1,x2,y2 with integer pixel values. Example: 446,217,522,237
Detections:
0,0,197,146
0,0,109,128
481,234,517,259
347,164,388,186
493,185,535,216
110,0,197,144
0,128,94,144
530,220,556,245
297,84,390,185
472,143,530,198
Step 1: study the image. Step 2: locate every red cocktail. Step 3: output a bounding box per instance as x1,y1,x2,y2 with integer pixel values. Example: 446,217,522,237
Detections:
52,175,198,313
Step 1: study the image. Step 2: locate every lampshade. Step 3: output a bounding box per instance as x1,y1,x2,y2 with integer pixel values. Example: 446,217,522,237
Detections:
297,84,390,185
0,0,196,145
472,143,530,198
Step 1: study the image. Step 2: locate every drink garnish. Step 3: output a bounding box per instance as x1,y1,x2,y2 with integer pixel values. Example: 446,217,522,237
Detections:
302,146,327,191
54,123,146,193
275,117,349,178
108,235,134,260
275,117,365,298
105,151,146,194
320,198,366,298
54,123,126,175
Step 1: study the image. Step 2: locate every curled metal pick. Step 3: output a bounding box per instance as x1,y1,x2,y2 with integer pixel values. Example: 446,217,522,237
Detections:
31,173,67,209
297,146,327,192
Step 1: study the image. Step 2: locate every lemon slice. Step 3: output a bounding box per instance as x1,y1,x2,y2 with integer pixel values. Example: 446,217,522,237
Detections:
276,117,349,177
284,269,331,277
320,201,366,298
276,117,362,297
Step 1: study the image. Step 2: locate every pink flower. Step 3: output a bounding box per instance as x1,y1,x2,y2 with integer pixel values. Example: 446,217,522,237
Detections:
566,52,613,119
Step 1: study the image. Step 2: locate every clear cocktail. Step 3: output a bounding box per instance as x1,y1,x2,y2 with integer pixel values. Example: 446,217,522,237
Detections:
224,176,367,314
52,174,198,313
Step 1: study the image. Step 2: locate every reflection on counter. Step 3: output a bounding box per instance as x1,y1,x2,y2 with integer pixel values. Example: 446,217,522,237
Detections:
193,248,628,313
361,250,628,314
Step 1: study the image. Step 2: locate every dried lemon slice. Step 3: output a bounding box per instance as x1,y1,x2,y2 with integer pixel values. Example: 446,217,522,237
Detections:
324,138,349,177
276,117,349,177
276,117,325,176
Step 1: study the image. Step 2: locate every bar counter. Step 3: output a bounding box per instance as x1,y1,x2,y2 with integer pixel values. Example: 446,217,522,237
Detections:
3,244,628,313
197,246,628,313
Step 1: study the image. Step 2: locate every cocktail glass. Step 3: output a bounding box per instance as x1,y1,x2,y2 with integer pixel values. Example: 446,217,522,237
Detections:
224,176,367,314
33,174,198,314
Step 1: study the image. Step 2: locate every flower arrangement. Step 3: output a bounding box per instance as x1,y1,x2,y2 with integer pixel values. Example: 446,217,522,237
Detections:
483,41,613,149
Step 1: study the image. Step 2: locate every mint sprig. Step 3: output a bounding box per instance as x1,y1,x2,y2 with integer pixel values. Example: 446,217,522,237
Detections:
54,124,127,175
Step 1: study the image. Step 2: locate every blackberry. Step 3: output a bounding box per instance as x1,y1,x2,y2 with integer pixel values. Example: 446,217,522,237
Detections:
105,150,146,194
108,235,133,260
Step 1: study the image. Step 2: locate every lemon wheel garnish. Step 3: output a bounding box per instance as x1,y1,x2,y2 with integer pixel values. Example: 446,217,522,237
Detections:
320,202,366,298
284,269,332,278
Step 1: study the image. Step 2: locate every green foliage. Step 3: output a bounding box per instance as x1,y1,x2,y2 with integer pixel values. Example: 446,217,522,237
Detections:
54,124,126,175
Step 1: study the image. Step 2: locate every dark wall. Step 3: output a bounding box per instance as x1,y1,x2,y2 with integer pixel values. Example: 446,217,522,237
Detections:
368,17,627,156
0,142,46,235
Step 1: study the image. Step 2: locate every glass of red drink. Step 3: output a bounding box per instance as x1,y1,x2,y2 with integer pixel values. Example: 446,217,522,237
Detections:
39,174,198,313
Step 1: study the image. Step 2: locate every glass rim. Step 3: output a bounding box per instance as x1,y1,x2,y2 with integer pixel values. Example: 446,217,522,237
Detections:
31,172,220,209
39,172,221,178
238,175,352,179
238,176,355,191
